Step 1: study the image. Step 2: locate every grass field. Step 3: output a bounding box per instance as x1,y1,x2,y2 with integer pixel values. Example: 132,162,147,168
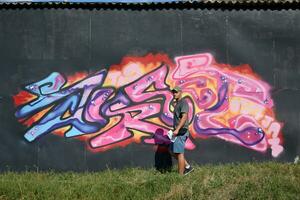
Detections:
0,162,299,200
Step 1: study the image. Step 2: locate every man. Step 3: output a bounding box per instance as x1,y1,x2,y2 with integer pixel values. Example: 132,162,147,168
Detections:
169,86,194,175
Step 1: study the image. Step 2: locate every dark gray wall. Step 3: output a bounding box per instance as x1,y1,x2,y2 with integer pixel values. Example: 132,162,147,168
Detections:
0,9,299,171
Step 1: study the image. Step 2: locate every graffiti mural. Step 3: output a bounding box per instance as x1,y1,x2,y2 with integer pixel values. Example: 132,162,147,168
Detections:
13,53,284,157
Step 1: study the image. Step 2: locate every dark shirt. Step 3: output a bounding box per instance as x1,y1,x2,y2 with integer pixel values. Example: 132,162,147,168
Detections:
173,98,189,133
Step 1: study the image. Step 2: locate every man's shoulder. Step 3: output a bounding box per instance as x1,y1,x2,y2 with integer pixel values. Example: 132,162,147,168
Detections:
179,98,188,105
178,98,189,109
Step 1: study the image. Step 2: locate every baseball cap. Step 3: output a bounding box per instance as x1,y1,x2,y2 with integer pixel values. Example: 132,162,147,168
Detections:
171,86,182,93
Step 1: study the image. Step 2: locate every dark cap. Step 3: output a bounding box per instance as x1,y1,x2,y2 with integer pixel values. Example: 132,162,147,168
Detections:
171,86,182,93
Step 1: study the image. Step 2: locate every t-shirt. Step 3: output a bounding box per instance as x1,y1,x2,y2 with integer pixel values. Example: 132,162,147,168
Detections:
173,98,189,132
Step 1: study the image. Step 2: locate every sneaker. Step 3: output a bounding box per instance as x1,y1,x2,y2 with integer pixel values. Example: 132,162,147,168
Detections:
184,166,194,175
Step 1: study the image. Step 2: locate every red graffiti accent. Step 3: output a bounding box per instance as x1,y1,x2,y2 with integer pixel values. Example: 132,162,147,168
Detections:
63,72,89,87
13,91,36,107
109,53,174,73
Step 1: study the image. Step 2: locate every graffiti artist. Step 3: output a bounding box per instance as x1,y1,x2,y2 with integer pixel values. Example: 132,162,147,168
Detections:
169,86,194,175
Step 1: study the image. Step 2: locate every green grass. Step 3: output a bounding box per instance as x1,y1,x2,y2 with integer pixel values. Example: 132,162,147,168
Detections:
0,162,299,200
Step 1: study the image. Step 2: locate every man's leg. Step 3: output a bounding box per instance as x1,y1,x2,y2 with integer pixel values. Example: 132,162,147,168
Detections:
177,153,185,175
170,152,190,168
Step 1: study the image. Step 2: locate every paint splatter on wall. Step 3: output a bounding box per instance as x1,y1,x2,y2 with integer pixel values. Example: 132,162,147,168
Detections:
13,53,284,157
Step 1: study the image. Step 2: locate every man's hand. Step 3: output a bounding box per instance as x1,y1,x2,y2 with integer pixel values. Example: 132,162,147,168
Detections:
173,129,179,136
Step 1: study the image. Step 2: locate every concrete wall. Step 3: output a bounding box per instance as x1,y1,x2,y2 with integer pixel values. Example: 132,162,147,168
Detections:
0,9,299,171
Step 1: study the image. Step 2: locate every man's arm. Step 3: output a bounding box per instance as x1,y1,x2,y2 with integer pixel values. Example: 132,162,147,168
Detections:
173,113,188,136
